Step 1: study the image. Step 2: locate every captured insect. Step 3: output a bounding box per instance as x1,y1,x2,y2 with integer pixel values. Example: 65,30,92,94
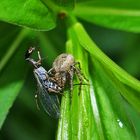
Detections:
25,47,62,119
48,53,88,95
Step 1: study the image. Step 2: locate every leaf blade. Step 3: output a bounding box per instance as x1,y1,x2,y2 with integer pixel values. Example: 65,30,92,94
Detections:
0,0,56,30
74,1,140,32
90,61,136,140
72,22,140,113
0,81,24,129
0,28,29,129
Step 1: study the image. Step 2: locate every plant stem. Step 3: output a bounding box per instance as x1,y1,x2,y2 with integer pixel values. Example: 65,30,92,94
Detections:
40,0,60,14
0,28,29,73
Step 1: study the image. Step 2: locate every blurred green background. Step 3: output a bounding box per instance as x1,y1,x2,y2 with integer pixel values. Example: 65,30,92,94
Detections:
0,18,140,140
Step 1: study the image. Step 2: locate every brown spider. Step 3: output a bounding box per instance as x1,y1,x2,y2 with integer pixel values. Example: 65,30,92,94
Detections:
48,53,88,95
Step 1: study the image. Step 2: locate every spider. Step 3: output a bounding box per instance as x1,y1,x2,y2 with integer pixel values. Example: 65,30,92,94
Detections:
48,53,88,95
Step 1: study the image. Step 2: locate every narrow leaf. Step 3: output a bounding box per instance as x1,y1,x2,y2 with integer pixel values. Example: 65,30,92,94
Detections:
72,22,140,113
57,27,94,140
0,32,29,128
0,82,24,128
90,59,137,139
74,1,140,33
57,19,138,139
0,29,29,72
57,91,71,140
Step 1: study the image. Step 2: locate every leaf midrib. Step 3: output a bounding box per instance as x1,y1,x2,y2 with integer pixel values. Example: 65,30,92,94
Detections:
75,6,140,17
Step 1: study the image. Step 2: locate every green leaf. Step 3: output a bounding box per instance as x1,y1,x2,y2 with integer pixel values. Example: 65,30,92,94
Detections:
90,59,136,139
57,28,94,139
57,19,138,139
124,102,140,139
0,29,29,72
0,0,56,31
74,1,140,33
0,28,29,129
0,82,24,129
57,91,71,140
51,0,75,9
72,22,140,113
38,32,58,64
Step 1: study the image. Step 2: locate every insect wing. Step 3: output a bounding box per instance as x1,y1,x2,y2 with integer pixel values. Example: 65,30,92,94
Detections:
37,81,60,119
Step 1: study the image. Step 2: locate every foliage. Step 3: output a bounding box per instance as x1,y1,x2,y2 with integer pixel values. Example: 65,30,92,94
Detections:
0,0,140,140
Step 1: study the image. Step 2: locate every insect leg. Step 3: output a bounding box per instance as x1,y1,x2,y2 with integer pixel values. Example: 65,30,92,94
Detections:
35,94,40,111
36,50,42,65
48,88,62,94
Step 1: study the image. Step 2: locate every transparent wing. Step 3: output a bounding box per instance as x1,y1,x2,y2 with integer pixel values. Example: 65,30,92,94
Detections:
37,82,60,119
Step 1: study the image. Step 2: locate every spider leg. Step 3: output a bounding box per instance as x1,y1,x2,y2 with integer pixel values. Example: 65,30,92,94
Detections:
69,68,74,93
47,68,55,76
68,65,74,99
73,62,89,82
73,83,90,86
73,67,83,95
73,61,81,70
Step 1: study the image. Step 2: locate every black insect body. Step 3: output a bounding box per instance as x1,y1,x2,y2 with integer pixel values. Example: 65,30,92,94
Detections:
48,53,88,95
34,67,62,94
25,47,62,119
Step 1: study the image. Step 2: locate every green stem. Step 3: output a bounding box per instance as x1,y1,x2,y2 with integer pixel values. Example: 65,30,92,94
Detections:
0,28,29,73
40,0,60,14
66,13,77,28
